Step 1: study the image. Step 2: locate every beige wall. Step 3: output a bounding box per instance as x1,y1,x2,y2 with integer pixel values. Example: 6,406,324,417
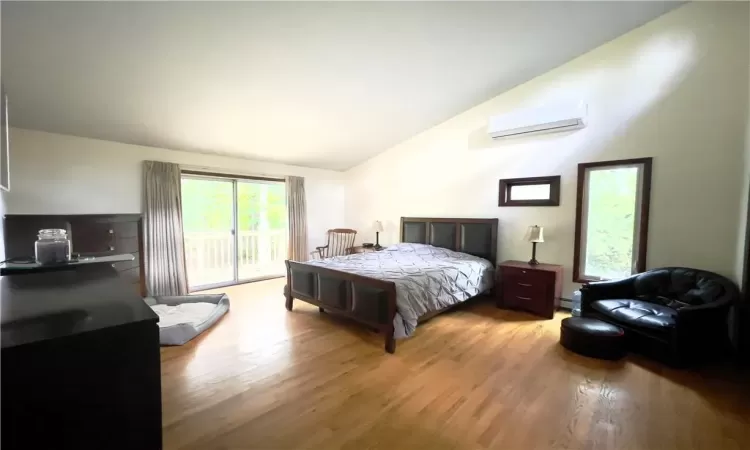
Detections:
6,128,347,254
736,3,750,287
736,3,750,286
346,2,750,297
1,1,5,261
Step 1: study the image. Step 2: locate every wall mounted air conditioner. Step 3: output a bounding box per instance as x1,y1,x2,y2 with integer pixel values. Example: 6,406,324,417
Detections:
487,102,586,140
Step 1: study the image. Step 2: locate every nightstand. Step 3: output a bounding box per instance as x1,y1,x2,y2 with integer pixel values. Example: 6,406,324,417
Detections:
496,260,563,319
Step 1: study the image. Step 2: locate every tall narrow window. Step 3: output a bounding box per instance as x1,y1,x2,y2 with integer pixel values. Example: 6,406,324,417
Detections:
573,158,652,283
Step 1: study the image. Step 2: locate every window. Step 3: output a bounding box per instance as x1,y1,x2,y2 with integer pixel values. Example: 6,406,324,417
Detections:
498,175,561,206
573,158,652,283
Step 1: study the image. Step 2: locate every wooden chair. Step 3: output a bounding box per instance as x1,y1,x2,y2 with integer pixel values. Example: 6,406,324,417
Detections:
311,229,357,259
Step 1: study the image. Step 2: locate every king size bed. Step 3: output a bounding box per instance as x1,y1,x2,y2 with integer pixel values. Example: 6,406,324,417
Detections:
284,217,498,353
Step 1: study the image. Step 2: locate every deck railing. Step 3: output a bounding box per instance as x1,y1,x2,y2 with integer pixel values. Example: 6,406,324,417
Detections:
184,230,287,287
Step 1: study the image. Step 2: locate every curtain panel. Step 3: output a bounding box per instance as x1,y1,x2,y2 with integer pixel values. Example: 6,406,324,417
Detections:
143,161,189,296
286,176,308,261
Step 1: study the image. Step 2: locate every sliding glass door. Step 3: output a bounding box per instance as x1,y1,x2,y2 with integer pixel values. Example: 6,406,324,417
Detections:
181,176,235,288
181,173,287,291
236,181,288,281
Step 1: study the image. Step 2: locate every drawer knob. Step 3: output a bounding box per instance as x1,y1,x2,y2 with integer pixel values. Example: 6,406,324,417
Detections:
522,270,527,274
108,229,114,234
108,246,115,251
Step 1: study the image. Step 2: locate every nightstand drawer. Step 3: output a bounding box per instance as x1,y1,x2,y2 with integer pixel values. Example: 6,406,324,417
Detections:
504,280,547,300
503,291,545,307
501,266,554,284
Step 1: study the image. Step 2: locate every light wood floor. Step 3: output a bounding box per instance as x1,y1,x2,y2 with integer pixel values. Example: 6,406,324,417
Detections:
161,278,750,450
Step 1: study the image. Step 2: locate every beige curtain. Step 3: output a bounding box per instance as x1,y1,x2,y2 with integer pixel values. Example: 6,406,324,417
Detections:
143,161,189,296
286,176,308,261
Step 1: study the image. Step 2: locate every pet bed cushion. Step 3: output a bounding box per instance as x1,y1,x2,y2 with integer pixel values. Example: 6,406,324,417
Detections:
143,294,230,345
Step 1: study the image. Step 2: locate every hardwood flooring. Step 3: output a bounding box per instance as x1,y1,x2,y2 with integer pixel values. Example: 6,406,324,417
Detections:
161,278,750,450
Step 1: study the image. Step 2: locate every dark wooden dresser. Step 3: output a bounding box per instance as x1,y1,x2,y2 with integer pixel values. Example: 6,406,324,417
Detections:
496,260,563,319
1,262,162,450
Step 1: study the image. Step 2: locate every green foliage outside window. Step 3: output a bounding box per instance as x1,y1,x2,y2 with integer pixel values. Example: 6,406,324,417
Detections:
181,178,287,232
584,167,639,279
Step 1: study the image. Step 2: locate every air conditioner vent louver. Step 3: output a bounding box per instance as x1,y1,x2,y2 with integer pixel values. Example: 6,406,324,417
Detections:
488,102,586,140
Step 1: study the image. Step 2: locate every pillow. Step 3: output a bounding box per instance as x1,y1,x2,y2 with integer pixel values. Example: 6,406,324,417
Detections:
384,243,431,252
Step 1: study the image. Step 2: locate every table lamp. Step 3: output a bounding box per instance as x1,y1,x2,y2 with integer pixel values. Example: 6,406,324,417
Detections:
374,221,384,249
524,225,544,265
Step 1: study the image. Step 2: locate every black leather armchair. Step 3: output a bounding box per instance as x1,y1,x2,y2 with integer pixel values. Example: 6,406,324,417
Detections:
581,267,738,366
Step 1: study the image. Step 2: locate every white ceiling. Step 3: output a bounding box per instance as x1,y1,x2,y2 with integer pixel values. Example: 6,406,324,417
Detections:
2,1,680,170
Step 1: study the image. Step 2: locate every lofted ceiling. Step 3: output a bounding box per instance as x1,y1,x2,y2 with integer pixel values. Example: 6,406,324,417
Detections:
2,1,680,170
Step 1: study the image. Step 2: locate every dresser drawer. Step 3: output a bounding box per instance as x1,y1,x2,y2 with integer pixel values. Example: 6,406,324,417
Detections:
114,236,140,254
113,221,139,239
70,220,116,254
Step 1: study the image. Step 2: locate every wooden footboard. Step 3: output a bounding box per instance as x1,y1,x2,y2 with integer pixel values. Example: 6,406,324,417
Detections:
285,260,399,353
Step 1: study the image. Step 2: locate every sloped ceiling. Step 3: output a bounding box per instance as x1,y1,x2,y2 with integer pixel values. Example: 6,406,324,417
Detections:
2,1,680,170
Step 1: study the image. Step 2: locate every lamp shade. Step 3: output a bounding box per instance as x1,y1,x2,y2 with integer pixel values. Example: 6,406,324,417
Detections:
373,220,384,233
524,225,544,243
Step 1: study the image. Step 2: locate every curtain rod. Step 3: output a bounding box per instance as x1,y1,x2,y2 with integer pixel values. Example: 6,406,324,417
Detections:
181,169,285,183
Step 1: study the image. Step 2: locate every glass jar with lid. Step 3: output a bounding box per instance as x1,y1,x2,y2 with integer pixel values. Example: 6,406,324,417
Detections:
35,229,71,265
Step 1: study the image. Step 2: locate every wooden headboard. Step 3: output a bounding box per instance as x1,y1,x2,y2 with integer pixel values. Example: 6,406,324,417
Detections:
399,217,498,264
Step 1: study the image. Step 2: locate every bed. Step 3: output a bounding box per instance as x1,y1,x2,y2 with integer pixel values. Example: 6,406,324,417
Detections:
285,217,498,353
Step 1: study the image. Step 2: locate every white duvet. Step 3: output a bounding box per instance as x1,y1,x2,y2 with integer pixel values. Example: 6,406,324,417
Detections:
151,302,218,328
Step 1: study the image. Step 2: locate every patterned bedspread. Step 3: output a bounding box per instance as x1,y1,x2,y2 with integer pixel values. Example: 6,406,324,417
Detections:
303,243,494,338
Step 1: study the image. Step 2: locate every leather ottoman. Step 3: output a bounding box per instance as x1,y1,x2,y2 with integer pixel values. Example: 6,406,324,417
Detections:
560,317,627,360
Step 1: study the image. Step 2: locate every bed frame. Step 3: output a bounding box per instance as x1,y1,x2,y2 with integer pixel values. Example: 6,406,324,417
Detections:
284,217,498,353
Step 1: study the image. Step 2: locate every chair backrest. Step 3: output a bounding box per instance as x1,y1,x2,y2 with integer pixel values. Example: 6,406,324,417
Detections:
323,229,357,258
633,267,739,308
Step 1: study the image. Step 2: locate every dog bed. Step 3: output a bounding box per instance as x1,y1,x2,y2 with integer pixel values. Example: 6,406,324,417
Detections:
143,293,230,345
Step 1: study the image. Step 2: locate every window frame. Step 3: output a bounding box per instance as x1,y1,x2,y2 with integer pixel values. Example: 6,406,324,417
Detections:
180,170,288,291
498,175,561,206
573,157,653,283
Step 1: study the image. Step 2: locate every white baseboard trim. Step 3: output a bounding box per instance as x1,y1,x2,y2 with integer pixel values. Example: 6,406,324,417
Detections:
559,298,573,310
